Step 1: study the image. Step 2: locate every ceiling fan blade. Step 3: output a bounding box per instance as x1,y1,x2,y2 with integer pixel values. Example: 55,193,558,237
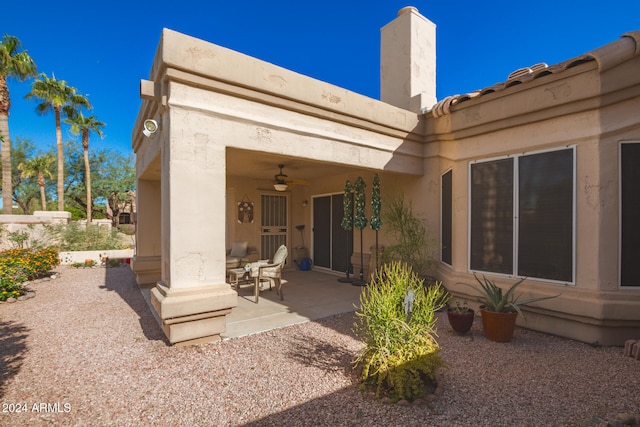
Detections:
285,178,311,186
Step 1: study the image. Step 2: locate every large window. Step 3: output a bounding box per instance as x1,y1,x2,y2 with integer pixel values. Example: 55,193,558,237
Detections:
470,148,574,282
621,142,640,286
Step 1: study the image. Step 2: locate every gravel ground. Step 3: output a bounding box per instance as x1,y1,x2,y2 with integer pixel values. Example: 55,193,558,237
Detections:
0,266,638,427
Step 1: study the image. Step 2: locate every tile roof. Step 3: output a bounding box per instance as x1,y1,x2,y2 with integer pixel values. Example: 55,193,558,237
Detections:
430,31,640,118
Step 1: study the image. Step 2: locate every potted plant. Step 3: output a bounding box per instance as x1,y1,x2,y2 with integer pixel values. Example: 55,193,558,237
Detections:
446,300,475,334
459,274,559,342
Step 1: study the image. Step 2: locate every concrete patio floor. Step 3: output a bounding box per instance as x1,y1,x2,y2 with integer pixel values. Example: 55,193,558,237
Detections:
140,268,365,341
222,268,364,339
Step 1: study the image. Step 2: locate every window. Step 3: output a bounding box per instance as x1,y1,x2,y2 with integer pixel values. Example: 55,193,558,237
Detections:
470,148,574,282
441,170,453,266
621,142,640,286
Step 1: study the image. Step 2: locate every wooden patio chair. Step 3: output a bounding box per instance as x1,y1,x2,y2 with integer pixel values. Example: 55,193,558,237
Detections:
250,245,288,301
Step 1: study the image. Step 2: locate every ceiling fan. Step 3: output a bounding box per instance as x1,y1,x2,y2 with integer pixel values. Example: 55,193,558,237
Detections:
273,164,310,191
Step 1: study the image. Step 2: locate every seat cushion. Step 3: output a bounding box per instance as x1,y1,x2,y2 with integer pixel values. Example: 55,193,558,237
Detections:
229,241,248,258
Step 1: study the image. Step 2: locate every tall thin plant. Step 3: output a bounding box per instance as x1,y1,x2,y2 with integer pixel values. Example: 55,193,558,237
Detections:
0,34,38,214
26,73,91,211
65,111,105,222
370,174,382,272
353,177,367,283
339,180,354,282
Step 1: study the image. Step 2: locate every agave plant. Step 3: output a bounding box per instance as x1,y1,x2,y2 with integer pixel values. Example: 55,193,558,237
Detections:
460,273,560,318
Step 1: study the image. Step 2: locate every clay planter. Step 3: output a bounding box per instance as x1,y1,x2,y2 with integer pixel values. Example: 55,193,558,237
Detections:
447,308,475,334
480,309,518,342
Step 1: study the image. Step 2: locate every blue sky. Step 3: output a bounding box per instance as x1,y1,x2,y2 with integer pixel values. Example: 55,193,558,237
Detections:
4,1,639,155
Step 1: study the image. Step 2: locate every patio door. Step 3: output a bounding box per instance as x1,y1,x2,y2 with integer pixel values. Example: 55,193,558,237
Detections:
260,193,288,261
312,194,353,274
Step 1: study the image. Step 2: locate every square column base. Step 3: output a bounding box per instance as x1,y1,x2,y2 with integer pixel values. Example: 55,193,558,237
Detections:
131,255,162,287
151,282,237,345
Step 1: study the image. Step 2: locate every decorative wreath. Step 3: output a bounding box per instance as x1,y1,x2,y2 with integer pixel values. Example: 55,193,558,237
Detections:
237,194,254,223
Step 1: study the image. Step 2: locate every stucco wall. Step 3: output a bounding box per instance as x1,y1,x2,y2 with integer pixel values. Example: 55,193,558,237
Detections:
427,54,640,345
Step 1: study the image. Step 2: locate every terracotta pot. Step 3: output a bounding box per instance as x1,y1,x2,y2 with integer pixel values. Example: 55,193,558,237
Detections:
447,308,475,333
480,309,518,342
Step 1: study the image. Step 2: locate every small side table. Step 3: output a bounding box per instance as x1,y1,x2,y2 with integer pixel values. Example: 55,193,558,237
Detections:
229,268,258,303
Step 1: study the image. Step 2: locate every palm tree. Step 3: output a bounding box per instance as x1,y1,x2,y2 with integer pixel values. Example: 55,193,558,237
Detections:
65,112,105,222
0,34,38,214
18,153,55,211
25,73,91,211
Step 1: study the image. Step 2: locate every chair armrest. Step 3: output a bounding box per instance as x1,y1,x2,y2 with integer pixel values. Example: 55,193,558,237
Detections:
250,260,271,276
258,263,279,270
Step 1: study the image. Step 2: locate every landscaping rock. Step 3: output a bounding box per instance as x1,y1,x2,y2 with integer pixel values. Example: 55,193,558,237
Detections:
6,297,16,303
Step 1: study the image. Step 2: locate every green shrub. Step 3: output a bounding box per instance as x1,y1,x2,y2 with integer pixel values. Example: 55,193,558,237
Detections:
106,258,124,267
7,230,29,248
70,259,97,268
45,222,128,251
380,194,439,279
117,224,135,235
353,261,448,402
0,247,60,301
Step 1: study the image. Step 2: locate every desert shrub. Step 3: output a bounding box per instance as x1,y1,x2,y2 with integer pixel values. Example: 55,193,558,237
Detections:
6,230,29,248
70,259,97,268
380,194,439,279
353,261,448,402
45,222,127,251
117,224,135,235
0,247,60,301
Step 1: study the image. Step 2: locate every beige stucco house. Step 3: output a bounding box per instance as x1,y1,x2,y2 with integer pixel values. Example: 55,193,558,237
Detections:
131,6,640,346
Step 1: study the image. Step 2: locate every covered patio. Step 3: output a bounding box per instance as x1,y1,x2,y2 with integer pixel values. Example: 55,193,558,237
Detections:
140,268,364,340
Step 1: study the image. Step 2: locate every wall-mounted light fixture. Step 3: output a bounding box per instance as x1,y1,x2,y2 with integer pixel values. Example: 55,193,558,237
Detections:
302,200,308,207
142,119,158,137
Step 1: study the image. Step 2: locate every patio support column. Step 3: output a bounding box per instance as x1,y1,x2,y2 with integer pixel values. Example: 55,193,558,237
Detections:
131,178,161,286
150,123,236,345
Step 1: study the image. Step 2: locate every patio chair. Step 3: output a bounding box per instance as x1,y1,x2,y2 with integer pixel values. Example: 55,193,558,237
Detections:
250,245,288,301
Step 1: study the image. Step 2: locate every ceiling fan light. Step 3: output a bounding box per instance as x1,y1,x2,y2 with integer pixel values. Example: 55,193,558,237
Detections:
274,183,288,192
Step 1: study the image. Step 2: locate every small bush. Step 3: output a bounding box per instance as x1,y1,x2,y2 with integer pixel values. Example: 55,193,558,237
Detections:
7,230,30,248
106,258,124,267
0,247,60,301
117,224,135,236
353,261,448,402
380,194,439,279
70,259,97,268
45,222,128,251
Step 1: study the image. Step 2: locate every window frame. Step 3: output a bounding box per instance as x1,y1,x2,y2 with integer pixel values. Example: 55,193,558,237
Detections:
468,146,576,285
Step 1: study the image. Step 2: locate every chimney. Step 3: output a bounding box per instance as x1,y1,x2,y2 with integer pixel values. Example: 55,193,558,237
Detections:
380,6,436,113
